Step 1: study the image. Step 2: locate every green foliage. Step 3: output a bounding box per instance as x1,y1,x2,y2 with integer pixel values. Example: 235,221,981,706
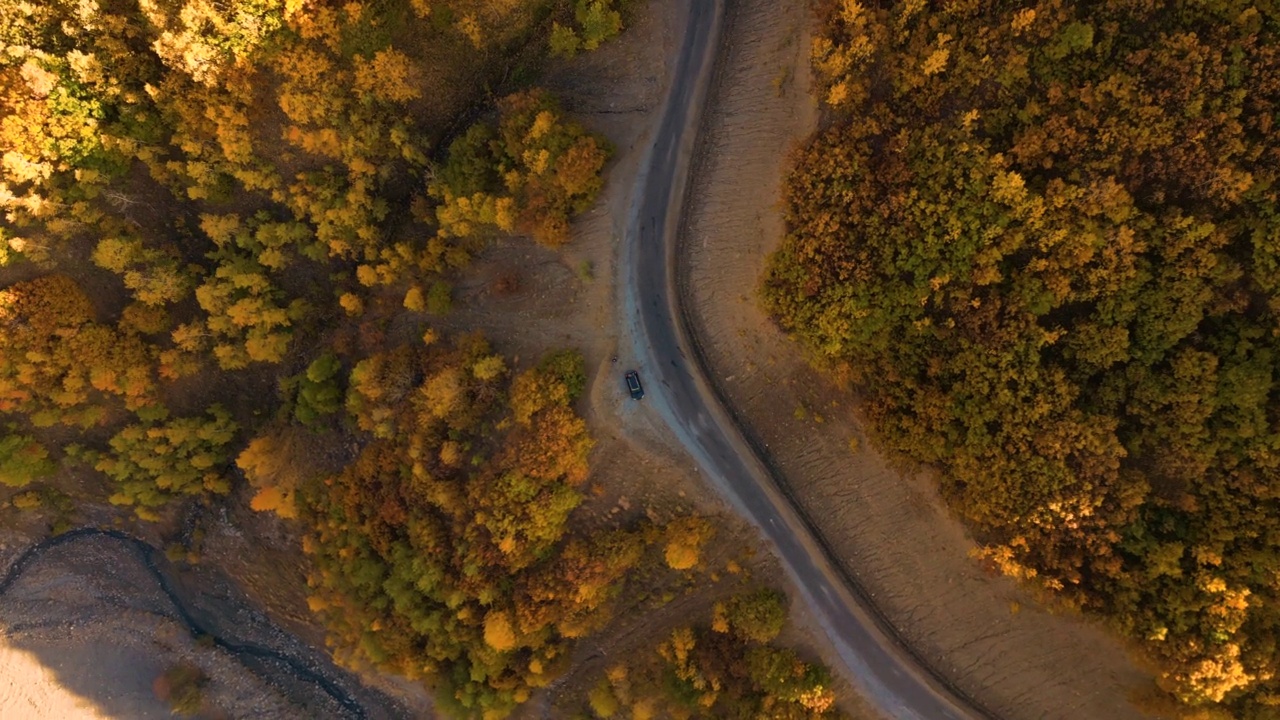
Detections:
287,353,344,426
304,337,636,718
744,645,834,709
437,124,502,198
539,349,587,400
550,1,622,57
549,23,582,58
426,280,453,315
0,433,55,488
775,1,1280,713
97,406,239,520
723,588,787,644
621,608,842,718
432,89,611,246
575,1,622,52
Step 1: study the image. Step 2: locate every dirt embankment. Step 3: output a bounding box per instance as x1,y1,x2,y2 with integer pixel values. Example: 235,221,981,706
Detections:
679,1,1159,719
0,526,412,720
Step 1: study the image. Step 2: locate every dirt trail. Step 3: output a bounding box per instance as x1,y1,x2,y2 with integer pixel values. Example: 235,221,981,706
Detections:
678,1,1159,718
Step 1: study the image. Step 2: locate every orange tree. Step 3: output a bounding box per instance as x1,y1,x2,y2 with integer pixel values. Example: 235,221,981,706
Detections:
302,338,642,718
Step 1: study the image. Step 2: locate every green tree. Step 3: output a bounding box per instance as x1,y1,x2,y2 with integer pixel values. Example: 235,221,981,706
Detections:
287,353,343,426
0,433,55,487
431,89,611,246
303,339,631,718
549,23,582,58
97,405,239,520
723,589,787,644
549,1,622,57
575,0,622,51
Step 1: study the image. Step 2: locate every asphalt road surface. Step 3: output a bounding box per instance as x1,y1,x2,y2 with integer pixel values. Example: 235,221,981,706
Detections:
620,2,989,719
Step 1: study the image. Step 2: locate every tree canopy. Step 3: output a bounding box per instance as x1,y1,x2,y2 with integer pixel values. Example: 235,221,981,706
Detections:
301,340,637,716
767,1,1280,713
0,0,617,510
0,1,853,717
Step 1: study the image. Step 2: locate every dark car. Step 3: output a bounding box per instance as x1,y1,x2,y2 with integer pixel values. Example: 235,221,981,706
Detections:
625,371,644,400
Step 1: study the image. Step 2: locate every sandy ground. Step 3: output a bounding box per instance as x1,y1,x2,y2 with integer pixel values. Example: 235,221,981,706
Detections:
0,643,153,720
0,530,317,720
677,1,1163,719
0,517,416,720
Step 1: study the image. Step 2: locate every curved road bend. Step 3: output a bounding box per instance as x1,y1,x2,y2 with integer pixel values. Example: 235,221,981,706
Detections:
620,2,986,719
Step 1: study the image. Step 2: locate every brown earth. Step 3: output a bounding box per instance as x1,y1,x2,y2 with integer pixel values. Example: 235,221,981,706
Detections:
678,1,1163,719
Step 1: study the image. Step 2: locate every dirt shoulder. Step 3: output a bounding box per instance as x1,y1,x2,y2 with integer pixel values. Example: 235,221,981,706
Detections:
678,1,1160,719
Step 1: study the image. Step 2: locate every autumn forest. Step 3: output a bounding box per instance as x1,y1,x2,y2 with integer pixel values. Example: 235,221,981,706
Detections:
767,1,1280,717
11,0,1278,717
0,0,844,718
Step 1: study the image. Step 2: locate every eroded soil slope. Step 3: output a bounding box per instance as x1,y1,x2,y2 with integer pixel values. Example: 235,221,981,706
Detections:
0,527,411,720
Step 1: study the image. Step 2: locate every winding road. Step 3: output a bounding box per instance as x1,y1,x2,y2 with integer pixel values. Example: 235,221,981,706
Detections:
620,2,991,719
